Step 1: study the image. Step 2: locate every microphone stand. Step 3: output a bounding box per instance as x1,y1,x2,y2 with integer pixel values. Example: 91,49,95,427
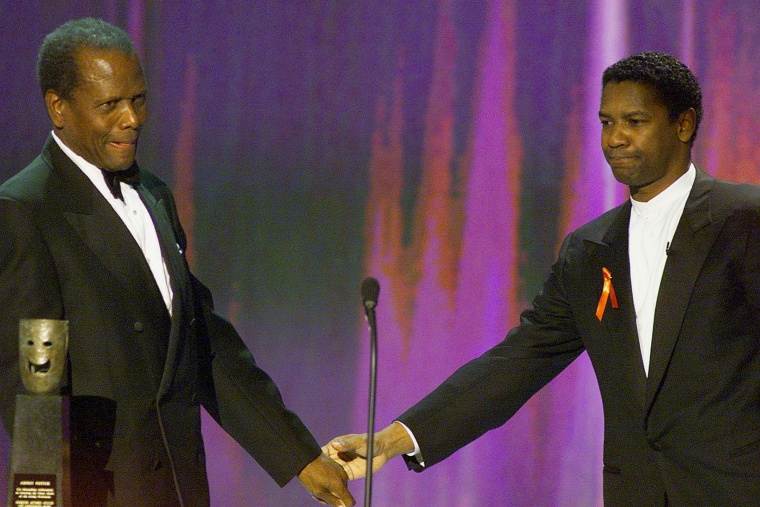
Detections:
364,304,378,507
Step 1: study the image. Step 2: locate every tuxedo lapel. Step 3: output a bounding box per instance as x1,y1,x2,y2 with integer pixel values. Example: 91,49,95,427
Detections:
44,138,166,309
587,202,648,408
135,187,189,302
645,169,722,411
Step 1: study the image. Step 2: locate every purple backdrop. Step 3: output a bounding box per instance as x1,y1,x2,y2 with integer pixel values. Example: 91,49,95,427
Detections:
1,1,760,505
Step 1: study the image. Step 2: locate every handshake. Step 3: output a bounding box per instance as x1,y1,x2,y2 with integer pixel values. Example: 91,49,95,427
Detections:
299,422,415,507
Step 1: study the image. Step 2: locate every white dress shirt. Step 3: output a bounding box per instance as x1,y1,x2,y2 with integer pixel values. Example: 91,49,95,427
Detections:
52,132,174,314
629,164,695,375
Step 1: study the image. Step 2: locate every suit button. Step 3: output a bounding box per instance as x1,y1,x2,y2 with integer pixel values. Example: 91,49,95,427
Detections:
152,458,162,471
134,321,145,332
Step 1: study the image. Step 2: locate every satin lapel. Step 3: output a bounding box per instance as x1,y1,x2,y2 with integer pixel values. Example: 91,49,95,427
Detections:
645,170,721,412
137,186,190,399
588,202,648,408
45,138,164,303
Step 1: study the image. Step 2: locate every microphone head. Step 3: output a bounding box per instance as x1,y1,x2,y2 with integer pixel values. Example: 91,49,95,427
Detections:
361,277,380,310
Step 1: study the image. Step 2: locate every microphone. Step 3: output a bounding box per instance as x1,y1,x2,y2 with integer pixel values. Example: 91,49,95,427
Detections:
360,277,380,507
361,277,380,313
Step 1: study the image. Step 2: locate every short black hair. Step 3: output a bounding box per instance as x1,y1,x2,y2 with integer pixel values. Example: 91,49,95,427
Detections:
603,52,703,145
37,18,137,100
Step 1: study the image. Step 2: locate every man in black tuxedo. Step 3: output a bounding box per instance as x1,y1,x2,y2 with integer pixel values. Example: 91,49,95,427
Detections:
325,52,760,506
0,18,354,507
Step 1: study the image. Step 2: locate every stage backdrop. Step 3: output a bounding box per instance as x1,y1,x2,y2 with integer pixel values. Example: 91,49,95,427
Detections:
1,1,760,505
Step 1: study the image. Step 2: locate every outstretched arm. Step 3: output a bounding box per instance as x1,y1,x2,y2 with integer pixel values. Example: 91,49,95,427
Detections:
323,422,415,480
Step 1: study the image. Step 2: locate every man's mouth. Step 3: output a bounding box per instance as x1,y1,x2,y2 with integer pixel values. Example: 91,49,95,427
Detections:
110,140,136,149
606,155,637,165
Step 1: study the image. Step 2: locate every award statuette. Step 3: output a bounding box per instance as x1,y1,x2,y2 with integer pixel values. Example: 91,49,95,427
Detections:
7,319,70,507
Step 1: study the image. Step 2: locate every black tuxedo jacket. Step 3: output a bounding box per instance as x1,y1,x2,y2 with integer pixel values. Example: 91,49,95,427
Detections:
399,168,760,506
0,136,321,506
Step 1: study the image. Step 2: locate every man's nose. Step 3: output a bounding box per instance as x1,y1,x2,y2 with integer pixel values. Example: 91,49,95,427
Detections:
118,102,141,129
605,125,627,147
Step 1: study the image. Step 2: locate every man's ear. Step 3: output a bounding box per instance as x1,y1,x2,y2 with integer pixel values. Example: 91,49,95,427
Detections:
45,89,66,130
677,107,697,143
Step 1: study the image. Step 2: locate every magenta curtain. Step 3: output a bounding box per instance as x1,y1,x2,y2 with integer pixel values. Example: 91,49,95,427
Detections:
1,1,760,505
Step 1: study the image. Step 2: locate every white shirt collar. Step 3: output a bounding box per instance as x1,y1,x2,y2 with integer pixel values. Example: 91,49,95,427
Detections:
51,130,122,202
630,164,696,219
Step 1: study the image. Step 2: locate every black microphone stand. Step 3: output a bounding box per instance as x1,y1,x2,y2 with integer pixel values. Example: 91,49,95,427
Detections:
364,303,377,507
360,277,380,507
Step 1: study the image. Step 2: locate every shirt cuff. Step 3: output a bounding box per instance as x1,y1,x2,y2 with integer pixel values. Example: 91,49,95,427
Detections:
394,420,425,467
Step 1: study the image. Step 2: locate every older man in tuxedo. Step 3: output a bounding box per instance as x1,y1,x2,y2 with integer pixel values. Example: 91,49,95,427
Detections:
326,52,760,506
0,17,354,507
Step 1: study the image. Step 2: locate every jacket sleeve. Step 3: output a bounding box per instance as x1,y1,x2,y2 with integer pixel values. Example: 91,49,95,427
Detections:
150,177,321,486
398,232,586,470
192,275,321,486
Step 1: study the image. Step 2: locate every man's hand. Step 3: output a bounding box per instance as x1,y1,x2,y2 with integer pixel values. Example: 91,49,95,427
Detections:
323,422,415,480
298,453,355,507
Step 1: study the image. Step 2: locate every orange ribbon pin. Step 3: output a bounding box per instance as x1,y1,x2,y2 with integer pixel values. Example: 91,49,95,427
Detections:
595,267,618,321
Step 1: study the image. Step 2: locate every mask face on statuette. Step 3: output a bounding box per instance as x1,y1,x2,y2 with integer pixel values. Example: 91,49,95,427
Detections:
18,319,69,395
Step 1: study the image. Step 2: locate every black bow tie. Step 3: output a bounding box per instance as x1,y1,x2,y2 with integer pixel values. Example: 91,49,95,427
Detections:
102,164,140,200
